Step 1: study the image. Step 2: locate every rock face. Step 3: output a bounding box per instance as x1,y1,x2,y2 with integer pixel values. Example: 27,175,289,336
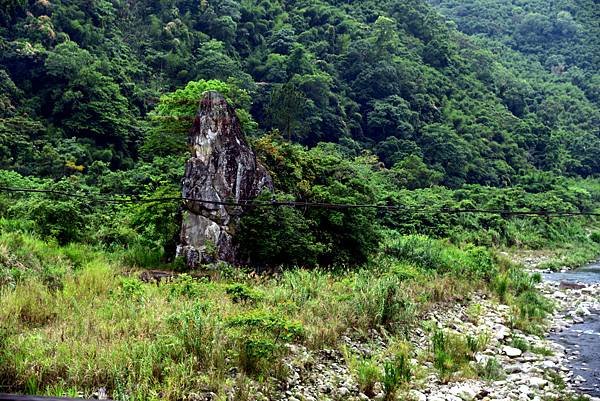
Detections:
176,91,272,267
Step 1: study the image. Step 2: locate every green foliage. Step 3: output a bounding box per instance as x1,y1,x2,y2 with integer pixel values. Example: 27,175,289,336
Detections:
119,277,145,301
143,79,256,159
475,357,505,382
5,179,89,245
267,83,307,141
240,138,381,267
0,0,597,186
354,358,381,397
352,271,417,333
227,310,304,342
0,228,92,289
167,301,216,364
225,283,263,304
383,234,498,281
227,310,304,375
0,4,599,398
0,0,598,274
280,269,329,306
389,262,421,282
510,290,553,335
237,192,324,267
0,226,579,400
383,348,412,399
128,184,180,261
167,274,204,299
1,279,57,328
430,328,488,382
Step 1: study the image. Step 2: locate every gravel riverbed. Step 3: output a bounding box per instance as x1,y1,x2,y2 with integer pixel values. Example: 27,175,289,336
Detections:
269,264,600,401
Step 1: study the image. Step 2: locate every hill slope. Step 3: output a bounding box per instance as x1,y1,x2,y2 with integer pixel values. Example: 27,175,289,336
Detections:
1,0,598,186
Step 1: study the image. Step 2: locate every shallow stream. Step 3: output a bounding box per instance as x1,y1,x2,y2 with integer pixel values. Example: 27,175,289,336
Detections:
544,263,600,396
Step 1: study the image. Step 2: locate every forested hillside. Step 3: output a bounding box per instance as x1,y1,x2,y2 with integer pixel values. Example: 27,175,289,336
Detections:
1,0,599,186
430,0,600,176
431,0,599,75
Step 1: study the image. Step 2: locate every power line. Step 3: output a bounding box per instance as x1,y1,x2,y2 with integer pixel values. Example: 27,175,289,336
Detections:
0,186,599,217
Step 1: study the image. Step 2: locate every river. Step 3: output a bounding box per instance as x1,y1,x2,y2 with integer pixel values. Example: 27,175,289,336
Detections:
544,263,600,397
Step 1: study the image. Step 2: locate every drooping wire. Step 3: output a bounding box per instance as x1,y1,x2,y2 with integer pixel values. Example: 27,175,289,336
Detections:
0,186,599,217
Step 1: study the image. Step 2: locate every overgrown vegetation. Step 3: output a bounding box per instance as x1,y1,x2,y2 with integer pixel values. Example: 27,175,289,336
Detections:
429,328,488,382
0,227,560,399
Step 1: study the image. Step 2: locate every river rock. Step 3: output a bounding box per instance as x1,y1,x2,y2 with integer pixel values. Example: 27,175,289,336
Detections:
177,91,273,267
409,390,426,401
449,384,479,400
502,346,523,357
575,306,591,316
529,377,548,388
493,324,509,340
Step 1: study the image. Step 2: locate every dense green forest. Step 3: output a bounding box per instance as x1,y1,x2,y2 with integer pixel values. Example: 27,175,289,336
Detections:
430,0,600,176
1,0,599,183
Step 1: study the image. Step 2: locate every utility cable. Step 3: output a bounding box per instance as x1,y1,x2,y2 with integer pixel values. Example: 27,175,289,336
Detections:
0,186,599,217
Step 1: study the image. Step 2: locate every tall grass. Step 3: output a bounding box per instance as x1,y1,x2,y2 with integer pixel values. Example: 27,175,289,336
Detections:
383,233,499,281
429,328,487,382
0,229,551,400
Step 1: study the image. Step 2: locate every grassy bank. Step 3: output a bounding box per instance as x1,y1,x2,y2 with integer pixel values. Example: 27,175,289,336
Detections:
0,227,554,400
500,218,600,271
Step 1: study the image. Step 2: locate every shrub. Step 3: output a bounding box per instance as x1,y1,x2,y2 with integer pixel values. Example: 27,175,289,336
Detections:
226,283,263,303
389,262,421,281
384,235,447,271
510,290,553,334
0,280,56,327
120,242,164,268
531,346,553,356
466,303,483,323
242,139,381,267
128,185,181,262
280,269,328,305
236,336,278,376
0,231,73,288
466,332,489,354
508,268,537,295
383,234,499,280
72,261,115,297
7,180,89,244
167,274,204,299
492,274,509,303
227,310,304,375
461,246,498,281
119,277,145,301
546,370,566,390
167,301,220,367
227,310,304,341
238,193,324,267
509,336,529,352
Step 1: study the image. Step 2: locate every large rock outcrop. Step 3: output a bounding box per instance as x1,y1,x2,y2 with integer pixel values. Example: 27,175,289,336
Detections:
176,91,273,267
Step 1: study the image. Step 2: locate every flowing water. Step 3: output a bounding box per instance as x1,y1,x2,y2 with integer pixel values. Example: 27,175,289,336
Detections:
544,263,600,396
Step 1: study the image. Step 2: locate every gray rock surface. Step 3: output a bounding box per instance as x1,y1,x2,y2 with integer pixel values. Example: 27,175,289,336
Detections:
177,91,272,267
